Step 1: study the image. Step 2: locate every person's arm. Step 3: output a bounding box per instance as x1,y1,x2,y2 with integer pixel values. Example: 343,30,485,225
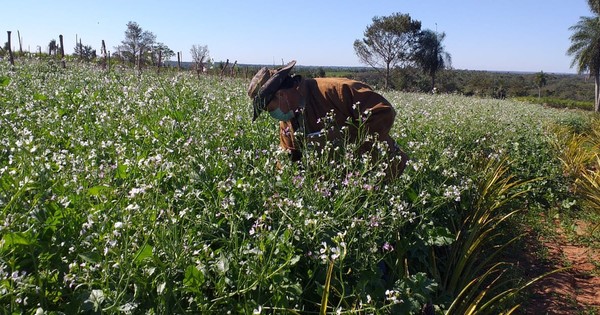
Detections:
279,121,302,161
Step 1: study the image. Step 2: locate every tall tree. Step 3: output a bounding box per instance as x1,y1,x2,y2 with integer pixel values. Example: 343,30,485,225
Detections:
1,42,8,55
152,42,174,65
74,41,97,62
534,71,547,98
190,44,210,77
589,0,600,14
413,30,451,91
567,15,600,112
48,39,57,55
116,21,156,67
354,13,421,89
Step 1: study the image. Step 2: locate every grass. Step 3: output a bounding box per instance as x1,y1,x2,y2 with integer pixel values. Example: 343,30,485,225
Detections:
514,96,594,111
0,59,596,314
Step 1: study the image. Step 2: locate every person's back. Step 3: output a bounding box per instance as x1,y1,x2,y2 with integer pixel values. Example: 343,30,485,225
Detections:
299,77,396,147
248,61,407,178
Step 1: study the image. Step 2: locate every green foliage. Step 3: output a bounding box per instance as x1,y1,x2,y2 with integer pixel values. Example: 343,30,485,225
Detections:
0,59,592,313
413,30,452,90
568,13,600,111
113,21,171,67
568,16,600,75
515,96,594,111
354,12,422,89
74,42,97,62
552,117,600,231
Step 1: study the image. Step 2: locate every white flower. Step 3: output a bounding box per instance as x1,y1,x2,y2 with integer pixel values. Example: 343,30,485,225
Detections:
443,185,461,202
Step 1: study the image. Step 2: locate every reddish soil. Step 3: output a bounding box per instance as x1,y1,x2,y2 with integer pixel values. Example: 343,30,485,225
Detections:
520,220,600,315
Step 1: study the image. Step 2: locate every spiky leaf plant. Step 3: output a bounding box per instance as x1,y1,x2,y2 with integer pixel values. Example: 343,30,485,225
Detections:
441,158,537,315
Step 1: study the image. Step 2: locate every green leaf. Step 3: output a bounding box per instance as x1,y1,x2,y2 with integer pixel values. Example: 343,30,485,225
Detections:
33,93,48,101
44,204,64,232
0,76,10,87
79,252,102,264
405,186,418,203
183,265,205,288
426,227,455,246
114,164,128,179
87,185,112,197
134,244,154,264
1,232,34,250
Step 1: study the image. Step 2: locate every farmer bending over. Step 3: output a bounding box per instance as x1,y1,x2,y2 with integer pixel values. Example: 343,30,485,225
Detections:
248,60,408,179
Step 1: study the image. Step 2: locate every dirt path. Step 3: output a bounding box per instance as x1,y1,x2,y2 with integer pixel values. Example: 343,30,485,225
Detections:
521,220,600,314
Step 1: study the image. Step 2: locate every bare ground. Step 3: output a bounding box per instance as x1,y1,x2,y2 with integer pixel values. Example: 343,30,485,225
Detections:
520,220,600,315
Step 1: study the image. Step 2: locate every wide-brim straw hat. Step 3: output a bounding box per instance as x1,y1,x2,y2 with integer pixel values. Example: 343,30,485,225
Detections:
248,60,297,121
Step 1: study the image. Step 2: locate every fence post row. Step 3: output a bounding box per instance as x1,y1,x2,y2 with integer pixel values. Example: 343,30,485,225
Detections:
3,32,241,78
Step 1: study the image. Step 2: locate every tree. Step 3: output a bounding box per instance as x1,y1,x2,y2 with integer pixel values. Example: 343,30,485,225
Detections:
190,44,210,76
413,30,452,91
567,15,600,112
317,67,326,78
115,21,156,67
48,39,57,55
534,71,547,98
74,42,97,62
354,13,421,89
589,0,600,14
0,42,8,56
152,42,174,65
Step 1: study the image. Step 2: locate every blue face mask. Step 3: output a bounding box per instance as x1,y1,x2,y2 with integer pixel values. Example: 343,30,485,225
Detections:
269,108,295,121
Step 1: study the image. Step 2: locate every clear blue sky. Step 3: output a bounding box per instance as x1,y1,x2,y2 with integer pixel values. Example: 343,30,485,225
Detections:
3,0,593,73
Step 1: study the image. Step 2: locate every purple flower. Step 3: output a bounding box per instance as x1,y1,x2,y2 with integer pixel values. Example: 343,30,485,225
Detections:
382,242,394,252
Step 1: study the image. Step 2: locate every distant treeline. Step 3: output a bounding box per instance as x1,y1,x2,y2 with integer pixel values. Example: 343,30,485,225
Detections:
349,67,594,103
5,49,594,110
239,63,595,107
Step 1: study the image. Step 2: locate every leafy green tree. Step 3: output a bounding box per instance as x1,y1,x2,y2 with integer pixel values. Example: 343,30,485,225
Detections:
0,42,7,56
568,15,600,112
115,21,156,67
353,12,421,89
589,0,600,14
413,30,451,92
48,39,57,55
317,67,326,78
534,71,547,98
152,42,174,65
74,42,97,62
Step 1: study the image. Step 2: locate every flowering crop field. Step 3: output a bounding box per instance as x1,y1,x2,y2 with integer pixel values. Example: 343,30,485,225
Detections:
0,60,592,314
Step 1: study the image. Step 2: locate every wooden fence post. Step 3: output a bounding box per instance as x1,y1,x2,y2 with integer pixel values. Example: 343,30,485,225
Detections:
220,59,229,78
59,34,66,68
17,30,23,54
101,40,107,70
231,60,237,77
7,31,14,66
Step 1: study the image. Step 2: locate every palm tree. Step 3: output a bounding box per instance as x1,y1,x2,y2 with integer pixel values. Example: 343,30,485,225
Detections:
567,16,600,112
589,0,600,14
48,39,57,55
413,30,452,92
534,71,547,98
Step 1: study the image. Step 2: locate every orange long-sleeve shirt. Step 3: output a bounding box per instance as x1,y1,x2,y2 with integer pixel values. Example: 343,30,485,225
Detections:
279,77,397,159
